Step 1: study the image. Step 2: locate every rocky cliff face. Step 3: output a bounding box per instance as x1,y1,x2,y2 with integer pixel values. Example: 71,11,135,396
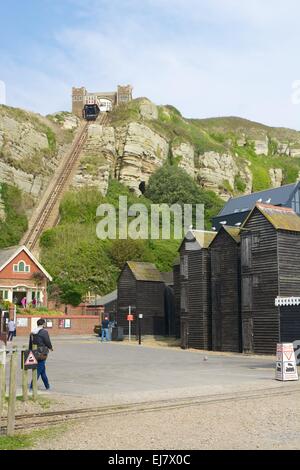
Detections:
71,96,300,201
0,106,74,215
2,99,300,221
74,121,169,195
0,106,77,217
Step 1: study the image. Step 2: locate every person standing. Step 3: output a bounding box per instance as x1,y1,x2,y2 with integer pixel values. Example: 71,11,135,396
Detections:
7,319,16,342
21,296,27,309
101,316,110,342
29,318,53,390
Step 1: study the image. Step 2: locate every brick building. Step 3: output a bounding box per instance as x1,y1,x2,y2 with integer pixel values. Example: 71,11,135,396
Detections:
72,85,133,118
0,245,52,307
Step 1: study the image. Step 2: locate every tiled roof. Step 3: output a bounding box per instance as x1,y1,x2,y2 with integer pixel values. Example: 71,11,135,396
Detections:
218,182,298,217
127,261,163,282
0,245,20,269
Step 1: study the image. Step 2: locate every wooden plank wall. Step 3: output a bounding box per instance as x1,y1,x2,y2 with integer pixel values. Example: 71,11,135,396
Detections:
211,230,241,352
173,263,181,338
180,242,212,349
241,209,279,354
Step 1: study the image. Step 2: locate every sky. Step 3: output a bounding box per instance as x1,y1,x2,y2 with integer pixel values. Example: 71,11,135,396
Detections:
1,0,300,129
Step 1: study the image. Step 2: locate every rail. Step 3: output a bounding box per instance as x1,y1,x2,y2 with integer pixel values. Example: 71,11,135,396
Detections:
1,385,299,434
21,122,89,250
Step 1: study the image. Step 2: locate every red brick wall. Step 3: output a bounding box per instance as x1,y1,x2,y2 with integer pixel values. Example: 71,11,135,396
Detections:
16,315,99,336
47,300,102,316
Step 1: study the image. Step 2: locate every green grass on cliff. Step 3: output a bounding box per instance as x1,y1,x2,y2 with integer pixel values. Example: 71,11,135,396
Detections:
109,100,300,194
0,183,28,248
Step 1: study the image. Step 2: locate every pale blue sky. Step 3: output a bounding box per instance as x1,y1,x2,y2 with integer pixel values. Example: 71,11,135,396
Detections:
1,0,300,129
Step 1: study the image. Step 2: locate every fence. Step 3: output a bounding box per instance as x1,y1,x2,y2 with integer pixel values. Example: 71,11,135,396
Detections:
0,344,38,437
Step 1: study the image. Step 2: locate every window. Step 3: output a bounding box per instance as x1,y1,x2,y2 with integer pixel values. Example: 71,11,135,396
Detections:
13,260,30,273
1,290,9,300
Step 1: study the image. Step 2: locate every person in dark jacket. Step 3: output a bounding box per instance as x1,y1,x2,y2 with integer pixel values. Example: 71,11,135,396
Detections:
101,317,110,342
29,318,53,390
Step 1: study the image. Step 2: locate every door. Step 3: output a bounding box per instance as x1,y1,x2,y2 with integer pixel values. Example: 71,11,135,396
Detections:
181,319,189,349
242,318,254,353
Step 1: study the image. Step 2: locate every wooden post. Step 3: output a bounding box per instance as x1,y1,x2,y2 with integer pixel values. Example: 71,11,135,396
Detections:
7,349,17,436
22,345,28,402
0,345,6,433
32,344,38,401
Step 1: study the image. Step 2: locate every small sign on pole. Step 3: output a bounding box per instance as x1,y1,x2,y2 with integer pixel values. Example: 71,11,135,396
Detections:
127,306,133,342
22,350,38,370
276,343,299,381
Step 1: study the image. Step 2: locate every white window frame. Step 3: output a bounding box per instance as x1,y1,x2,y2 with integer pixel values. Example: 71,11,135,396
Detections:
13,260,30,273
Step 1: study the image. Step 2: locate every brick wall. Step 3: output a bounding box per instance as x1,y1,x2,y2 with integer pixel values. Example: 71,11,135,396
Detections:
16,315,99,336
47,300,102,316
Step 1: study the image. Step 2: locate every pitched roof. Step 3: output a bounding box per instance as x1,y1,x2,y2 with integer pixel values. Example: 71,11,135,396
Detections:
127,261,163,282
179,230,217,251
223,226,241,243
0,246,20,269
0,245,52,281
161,272,174,286
90,289,118,306
218,182,299,217
245,203,300,232
173,256,180,266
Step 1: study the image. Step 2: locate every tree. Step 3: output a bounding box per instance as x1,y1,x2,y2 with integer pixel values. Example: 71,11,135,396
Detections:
144,163,223,229
108,239,154,269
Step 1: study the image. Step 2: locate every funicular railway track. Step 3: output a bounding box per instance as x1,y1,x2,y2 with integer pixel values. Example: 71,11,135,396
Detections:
21,112,110,251
1,385,299,433
21,122,89,251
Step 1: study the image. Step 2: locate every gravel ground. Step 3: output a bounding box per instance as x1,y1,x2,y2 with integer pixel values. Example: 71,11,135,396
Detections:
32,390,300,450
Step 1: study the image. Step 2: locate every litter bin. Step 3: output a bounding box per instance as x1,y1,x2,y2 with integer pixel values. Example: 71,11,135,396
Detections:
112,327,124,341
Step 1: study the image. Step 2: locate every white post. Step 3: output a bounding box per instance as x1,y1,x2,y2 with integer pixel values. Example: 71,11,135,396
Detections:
128,306,131,343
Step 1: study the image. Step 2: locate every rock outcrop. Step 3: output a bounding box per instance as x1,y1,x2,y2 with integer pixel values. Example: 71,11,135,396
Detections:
254,137,269,155
116,122,169,192
171,141,195,178
197,152,237,200
269,168,283,187
51,112,80,130
139,99,158,121
0,106,74,216
74,124,117,195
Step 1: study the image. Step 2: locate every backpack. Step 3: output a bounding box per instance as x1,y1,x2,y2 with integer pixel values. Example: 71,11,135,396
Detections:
30,332,49,361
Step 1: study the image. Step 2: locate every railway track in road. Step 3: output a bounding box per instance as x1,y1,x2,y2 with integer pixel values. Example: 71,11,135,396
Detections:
1,385,299,433
21,122,89,251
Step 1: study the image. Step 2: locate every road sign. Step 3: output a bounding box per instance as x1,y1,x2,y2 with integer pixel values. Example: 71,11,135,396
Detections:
276,343,298,381
22,350,38,370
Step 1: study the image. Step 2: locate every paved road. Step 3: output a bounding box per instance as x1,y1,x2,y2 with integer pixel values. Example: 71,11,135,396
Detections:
4,335,299,404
